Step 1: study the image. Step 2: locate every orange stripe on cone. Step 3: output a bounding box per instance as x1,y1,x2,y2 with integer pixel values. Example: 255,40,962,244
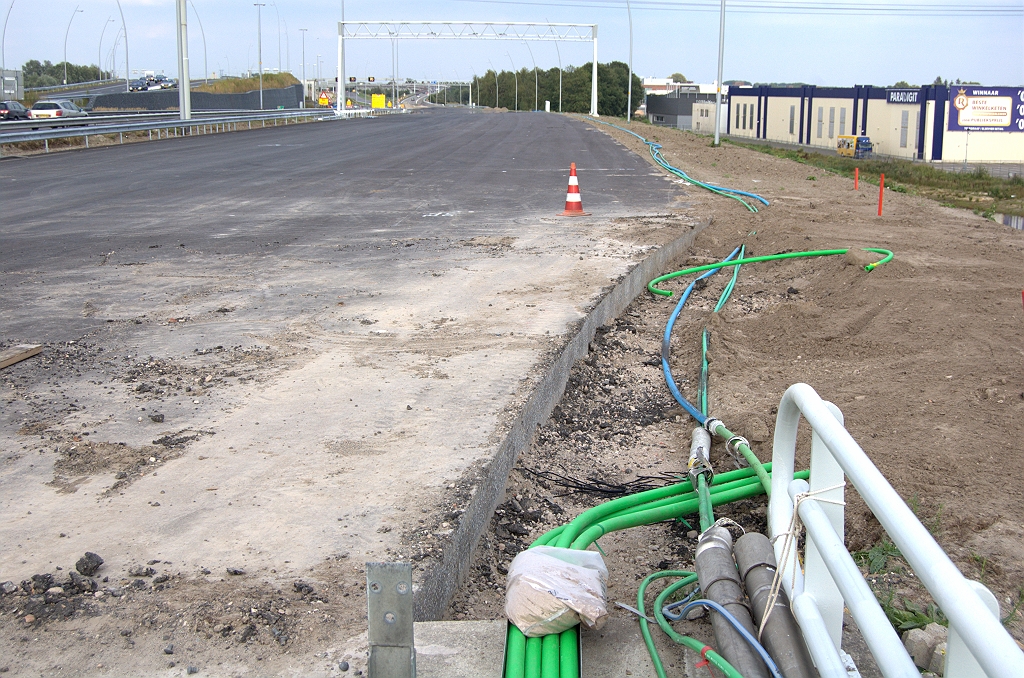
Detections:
559,162,591,216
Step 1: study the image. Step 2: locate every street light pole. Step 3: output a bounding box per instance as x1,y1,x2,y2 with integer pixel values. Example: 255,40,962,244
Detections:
63,6,83,85
524,41,537,111
337,0,345,114
506,52,517,111
270,1,281,73
115,0,129,92
1,0,15,85
175,0,191,120
254,3,264,109
713,0,726,146
626,0,633,122
99,17,114,80
545,17,562,113
188,0,207,83
299,28,307,107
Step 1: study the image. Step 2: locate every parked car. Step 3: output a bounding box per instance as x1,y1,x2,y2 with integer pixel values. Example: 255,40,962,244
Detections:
0,100,30,120
29,100,88,119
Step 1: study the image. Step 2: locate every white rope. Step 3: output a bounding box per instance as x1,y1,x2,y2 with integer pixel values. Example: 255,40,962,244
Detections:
758,482,846,640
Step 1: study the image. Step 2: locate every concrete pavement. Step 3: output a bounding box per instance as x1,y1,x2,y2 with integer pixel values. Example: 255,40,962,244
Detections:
0,108,694,617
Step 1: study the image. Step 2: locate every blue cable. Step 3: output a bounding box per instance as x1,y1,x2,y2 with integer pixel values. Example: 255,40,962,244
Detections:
586,117,770,207
661,246,742,425
661,586,703,619
666,599,785,678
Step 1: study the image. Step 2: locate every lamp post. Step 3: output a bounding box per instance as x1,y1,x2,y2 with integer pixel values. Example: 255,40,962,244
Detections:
299,28,307,107
282,18,289,72
506,52,517,111
188,0,207,83
337,0,345,114
270,1,281,73
175,0,191,120
713,0,726,146
98,17,114,80
63,6,83,85
115,0,129,92
523,41,538,111
547,18,562,113
1,0,15,86
488,59,497,108
254,3,264,109
626,0,633,122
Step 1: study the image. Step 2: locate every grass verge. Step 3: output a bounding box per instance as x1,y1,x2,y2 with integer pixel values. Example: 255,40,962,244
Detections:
194,73,300,94
724,139,1024,218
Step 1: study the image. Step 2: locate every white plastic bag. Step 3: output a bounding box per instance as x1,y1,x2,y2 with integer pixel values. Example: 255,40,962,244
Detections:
504,545,609,637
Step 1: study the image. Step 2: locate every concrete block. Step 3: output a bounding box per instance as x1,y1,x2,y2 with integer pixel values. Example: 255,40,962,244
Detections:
928,641,947,676
903,623,947,669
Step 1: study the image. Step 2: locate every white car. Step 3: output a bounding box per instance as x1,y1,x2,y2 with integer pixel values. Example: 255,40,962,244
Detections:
29,100,88,119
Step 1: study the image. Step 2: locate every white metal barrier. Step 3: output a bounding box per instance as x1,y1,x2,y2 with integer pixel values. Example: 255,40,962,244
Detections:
768,383,1024,678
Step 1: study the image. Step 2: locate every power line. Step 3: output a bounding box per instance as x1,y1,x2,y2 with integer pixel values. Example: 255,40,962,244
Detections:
452,0,1023,17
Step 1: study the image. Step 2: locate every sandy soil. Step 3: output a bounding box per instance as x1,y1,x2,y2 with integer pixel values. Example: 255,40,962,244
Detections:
451,118,1024,670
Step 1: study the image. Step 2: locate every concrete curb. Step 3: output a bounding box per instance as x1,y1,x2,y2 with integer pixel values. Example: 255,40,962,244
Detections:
414,217,712,620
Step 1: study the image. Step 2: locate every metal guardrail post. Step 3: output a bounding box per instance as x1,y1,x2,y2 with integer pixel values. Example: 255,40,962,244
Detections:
366,562,416,678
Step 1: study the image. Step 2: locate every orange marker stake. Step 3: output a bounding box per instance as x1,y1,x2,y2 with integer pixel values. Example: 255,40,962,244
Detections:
878,173,885,216
854,167,859,190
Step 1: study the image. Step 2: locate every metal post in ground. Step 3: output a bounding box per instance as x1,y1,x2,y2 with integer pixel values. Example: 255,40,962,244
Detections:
713,0,726,146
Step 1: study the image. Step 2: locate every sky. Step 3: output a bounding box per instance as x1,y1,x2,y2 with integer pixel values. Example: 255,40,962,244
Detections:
2,0,1022,87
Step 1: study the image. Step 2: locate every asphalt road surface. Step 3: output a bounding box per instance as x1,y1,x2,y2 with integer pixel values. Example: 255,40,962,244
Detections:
0,109,690,613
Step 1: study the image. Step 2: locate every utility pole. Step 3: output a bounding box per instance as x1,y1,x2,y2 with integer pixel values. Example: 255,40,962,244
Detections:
63,6,83,85
254,3,264,109
626,0,633,122
299,28,307,108
175,0,191,120
713,0,726,146
115,0,129,92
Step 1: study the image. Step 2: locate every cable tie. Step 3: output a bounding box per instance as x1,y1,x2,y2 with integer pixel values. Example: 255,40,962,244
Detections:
703,417,724,437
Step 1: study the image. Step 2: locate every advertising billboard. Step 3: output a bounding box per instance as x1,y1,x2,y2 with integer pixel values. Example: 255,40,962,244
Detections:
948,86,1024,132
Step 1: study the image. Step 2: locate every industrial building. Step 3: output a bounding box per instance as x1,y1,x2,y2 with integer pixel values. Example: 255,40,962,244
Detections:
646,84,727,131
725,84,1024,164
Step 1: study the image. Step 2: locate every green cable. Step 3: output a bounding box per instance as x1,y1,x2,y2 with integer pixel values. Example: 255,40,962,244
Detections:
524,636,542,678
586,116,763,213
571,470,808,549
541,634,560,677
507,464,808,677
697,473,714,532
712,422,773,495
648,248,895,297
506,623,527,678
638,571,744,678
559,625,579,678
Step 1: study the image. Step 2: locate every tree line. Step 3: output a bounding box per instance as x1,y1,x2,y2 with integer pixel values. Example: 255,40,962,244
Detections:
428,61,643,117
22,60,108,88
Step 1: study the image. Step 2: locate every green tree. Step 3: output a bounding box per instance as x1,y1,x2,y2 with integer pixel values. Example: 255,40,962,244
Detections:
891,80,911,88
22,59,103,88
670,72,689,83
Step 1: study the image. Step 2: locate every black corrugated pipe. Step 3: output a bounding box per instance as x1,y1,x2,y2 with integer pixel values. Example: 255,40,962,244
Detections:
734,533,819,678
695,526,770,678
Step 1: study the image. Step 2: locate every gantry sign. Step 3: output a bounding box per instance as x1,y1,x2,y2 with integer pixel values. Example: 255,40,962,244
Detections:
336,21,599,116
